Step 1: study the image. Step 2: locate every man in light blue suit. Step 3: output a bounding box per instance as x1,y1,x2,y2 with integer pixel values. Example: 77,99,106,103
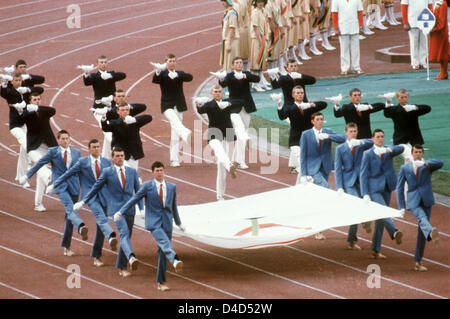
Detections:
334,123,373,250
300,112,346,188
22,130,88,256
117,161,185,292
360,128,404,259
74,147,142,277
299,112,345,240
397,144,443,271
50,139,117,267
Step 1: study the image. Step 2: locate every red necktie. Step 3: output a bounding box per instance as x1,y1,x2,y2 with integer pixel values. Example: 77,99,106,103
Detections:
95,160,100,179
159,183,164,204
120,168,126,190
416,167,420,179
357,111,362,118
64,150,68,165
380,154,384,161
351,146,356,157
298,104,303,115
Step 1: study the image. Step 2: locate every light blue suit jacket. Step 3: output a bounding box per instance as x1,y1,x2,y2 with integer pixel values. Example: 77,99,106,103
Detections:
27,146,81,196
396,159,443,209
119,180,181,232
82,165,142,216
300,127,345,176
53,156,112,207
334,139,373,190
360,145,404,196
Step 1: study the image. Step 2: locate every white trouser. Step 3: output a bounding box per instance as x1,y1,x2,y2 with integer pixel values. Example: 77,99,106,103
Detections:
209,139,232,200
163,107,191,163
288,146,301,169
28,144,51,206
400,143,413,164
93,112,112,160
10,125,29,181
232,108,251,165
338,34,361,72
408,28,427,67
124,156,139,171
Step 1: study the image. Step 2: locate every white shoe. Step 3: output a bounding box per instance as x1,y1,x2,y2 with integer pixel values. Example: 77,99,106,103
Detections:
129,256,139,271
237,163,249,169
310,47,323,56
359,35,366,40
252,84,265,92
322,43,336,51
170,161,181,167
34,204,46,212
363,28,375,35
23,182,30,189
173,259,184,273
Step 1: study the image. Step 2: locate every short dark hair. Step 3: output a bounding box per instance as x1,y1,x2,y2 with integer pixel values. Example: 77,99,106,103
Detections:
292,85,304,92
232,56,243,64
118,102,129,109
345,122,358,131
349,88,361,96
30,92,41,98
287,59,297,65
151,161,165,171
13,72,22,79
114,89,125,96
88,139,99,148
311,112,323,121
57,129,70,139
15,59,27,68
97,55,107,61
166,53,176,60
372,128,384,137
412,144,424,153
111,147,124,156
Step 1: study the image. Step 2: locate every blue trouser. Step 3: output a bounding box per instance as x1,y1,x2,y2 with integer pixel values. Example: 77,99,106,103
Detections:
312,165,330,189
370,190,398,252
151,227,177,283
58,191,83,249
88,200,115,258
411,205,432,262
115,213,135,270
344,183,361,243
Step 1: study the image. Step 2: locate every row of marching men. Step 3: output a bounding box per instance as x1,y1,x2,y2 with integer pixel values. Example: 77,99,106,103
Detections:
220,0,402,91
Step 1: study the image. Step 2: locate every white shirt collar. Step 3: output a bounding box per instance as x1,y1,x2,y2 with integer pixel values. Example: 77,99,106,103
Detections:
312,127,321,135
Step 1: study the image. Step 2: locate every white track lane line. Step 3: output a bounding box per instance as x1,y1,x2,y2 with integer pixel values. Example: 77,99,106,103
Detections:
0,0,164,39
286,246,447,299
0,0,52,11
0,281,40,299
0,0,106,23
0,244,143,299
0,205,243,299
3,2,219,59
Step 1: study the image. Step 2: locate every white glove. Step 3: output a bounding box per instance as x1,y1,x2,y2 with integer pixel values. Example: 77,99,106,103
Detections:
317,133,329,140
0,74,13,82
19,176,28,186
3,65,15,75
403,104,418,112
150,62,167,74
100,72,113,80
26,104,39,113
113,212,122,222
76,64,95,73
98,95,113,106
363,194,371,203
217,101,230,109
193,96,210,106
348,139,363,147
17,87,31,94
167,70,178,80
90,107,108,117
233,71,246,80
413,159,425,168
373,146,388,156
21,74,31,81
337,188,344,195
355,104,371,112
178,224,186,232
73,201,84,211
124,115,136,124
299,102,313,110
270,93,283,103
325,93,342,106
209,70,227,81
46,184,54,195
377,92,395,102
299,176,307,184
265,67,280,78
399,208,405,218
289,72,302,79
13,101,26,113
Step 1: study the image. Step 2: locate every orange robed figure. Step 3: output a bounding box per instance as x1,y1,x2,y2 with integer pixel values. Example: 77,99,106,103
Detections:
429,0,449,80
